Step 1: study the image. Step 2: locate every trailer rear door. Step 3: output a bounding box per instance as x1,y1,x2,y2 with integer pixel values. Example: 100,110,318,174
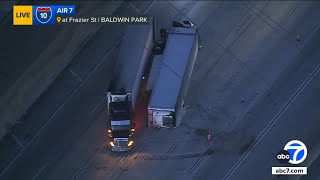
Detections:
152,110,173,128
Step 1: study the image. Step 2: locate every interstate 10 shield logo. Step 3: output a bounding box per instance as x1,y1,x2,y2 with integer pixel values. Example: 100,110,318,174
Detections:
36,7,52,24
277,140,307,164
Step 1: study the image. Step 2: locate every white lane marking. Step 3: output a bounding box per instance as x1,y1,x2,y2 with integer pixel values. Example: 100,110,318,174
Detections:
31,162,48,180
128,2,142,14
163,143,179,160
142,1,155,14
187,156,203,176
11,134,24,149
91,93,109,113
280,6,296,24
69,68,83,82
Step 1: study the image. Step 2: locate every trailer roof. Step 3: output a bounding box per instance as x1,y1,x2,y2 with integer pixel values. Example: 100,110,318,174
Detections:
146,55,162,91
149,27,197,109
112,19,153,92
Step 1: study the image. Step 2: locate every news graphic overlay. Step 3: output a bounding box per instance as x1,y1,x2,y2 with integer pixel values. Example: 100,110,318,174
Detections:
56,17,62,23
284,140,307,164
35,7,52,24
276,150,291,164
57,16,150,24
33,5,75,25
13,5,149,26
13,6,33,25
272,140,308,175
13,5,75,25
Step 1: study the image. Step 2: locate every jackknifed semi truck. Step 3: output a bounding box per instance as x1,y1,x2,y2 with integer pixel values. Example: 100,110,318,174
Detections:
107,18,155,151
148,23,199,128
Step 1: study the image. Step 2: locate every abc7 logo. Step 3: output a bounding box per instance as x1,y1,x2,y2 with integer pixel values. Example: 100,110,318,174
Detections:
277,140,307,164
277,150,291,164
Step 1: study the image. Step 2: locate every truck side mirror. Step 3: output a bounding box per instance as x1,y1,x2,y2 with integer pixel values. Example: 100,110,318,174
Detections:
172,21,183,27
182,20,193,27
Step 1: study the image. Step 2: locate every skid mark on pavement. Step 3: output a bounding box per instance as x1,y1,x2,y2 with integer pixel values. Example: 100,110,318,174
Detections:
134,149,214,161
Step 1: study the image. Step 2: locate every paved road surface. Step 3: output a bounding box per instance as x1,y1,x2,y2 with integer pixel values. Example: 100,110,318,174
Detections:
0,23,124,180
0,0,85,95
193,1,320,180
0,1,127,179
224,59,320,180
0,1,123,140
0,1,102,92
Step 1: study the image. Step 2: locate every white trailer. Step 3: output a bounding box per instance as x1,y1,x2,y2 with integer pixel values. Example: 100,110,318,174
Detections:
107,17,155,151
109,18,155,109
148,26,198,128
146,55,163,91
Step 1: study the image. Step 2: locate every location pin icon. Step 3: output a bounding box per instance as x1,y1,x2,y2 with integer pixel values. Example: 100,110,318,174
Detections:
56,16,61,23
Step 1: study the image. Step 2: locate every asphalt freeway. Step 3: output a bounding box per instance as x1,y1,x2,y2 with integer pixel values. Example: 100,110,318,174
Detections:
0,1,124,140
1,1,320,180
0,21,125,180
0,12,61,95
0,2,127,179
225,59,320,180
0,0,90,95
